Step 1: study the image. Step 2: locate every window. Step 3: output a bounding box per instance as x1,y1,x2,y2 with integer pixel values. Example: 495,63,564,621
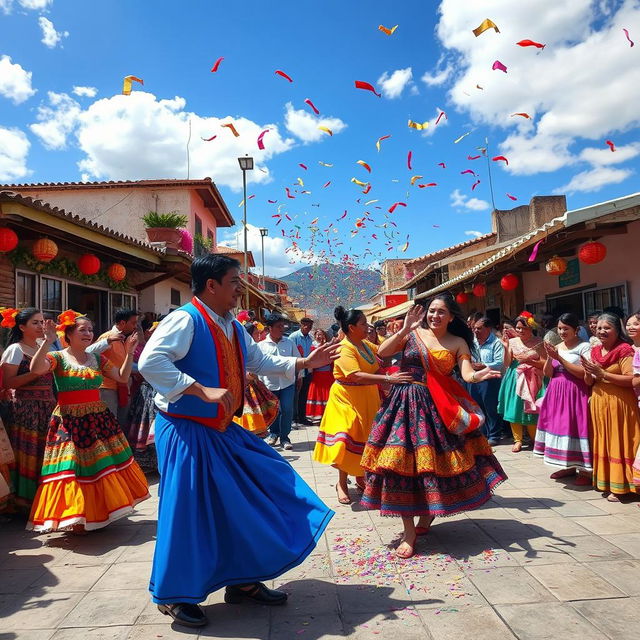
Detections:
110,292,138,315
525,301,546,318
41,277,63,316
170,288,181,306
194,215,202,237
16,272,36,308
584,284,628,317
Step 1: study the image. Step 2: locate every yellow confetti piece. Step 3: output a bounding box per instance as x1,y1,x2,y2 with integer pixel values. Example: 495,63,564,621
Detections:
472,18,500,37
297,177,304,187
356,160,372,173
122,75,143,95
351,177,368,187
318,161,334,167
318,126,333,136
410,175,423,186
408,120,429,130
378,24,398,36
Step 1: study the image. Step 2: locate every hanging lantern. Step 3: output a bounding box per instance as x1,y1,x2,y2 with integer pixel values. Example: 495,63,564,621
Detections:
32,237,58,263
107,263,126,282
0,227,18,253
545,256,567,276
500,273,519,291
455,292,469,305
578,241,607,265
77,253,101,275
472,283,487,297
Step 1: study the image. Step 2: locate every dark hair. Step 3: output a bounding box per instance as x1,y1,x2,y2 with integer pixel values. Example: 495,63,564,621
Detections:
64,316,93,343
540,313,557,330
300,317,313,325
244,321,256,337
598,312,632,344
373,320,386,329
114,308,138,324
334,306,364,335
265,313,286,328
140,316,153,332
8,308,41,345
424,292,474,352
557,312,580,330
603,305,625,320
587,311,601,320
514,315,537,335
627,310,640,322
468,311,483,324
191,254,241,295
476,316,495,330
42,311,56,321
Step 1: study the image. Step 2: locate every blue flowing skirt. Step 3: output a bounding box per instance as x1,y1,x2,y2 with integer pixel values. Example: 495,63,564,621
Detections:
150,413,334,604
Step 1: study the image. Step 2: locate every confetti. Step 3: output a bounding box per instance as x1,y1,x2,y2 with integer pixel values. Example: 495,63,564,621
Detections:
122,75,143,95
473,19,500,37
378,24,398,36
304,98,320,114
257,129,270,150
275,69,293,82
376,134,391,152
517,39,546,49
623,28,635,47
210,57,224,72
355,80,381,97
492,60,508,73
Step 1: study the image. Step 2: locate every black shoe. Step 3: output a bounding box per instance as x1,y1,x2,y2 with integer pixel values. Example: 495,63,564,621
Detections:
157,603,207,627
224,582,288,606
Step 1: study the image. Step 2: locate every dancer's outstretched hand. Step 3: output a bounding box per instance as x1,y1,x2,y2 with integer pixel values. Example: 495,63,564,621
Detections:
402,305,426,333
474,366,502,382
305,340,340,369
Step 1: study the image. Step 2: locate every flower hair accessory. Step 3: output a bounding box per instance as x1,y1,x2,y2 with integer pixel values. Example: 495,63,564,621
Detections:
56,309,86,333
0,307,19,329
236,310,251,323
519,310,539,330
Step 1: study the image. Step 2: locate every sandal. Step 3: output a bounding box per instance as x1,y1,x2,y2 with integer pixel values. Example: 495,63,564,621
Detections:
511,442,523,453
335,484,351,505
415,515,435,536
607,493,621,503
395,537,416,559
550,469,576,480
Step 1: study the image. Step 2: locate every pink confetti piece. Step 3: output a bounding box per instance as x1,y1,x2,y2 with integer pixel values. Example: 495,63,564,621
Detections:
528,239,543,262
492,60,508,73
623,28,635,47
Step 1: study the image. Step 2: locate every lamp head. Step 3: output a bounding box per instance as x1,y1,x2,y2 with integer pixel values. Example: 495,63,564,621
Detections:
238,155,254,171
259,228,268,237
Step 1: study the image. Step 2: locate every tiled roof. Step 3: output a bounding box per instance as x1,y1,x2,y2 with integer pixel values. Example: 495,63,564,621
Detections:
0,190,167,256
405,232,496,267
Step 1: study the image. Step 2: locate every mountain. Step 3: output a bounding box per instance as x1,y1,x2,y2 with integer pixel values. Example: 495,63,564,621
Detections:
280,264,382,323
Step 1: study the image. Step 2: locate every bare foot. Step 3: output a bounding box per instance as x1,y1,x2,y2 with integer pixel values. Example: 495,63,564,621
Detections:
607,493,621,503
395,535,416,559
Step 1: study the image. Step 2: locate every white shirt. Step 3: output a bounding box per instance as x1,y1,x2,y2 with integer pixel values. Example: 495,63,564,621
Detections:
138,298,298,411
258,333,298,391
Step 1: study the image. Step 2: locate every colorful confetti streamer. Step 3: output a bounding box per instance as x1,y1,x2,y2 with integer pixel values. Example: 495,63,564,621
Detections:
378,24,398,36
492,60,508,73
210,57,224,72
275,69,293,82
354,80,381,97
122,75,143,95
472,19,500,37
304,98,320,115
257,129,270,150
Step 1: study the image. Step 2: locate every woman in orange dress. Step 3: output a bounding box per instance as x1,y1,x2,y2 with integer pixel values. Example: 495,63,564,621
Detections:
582,313,640,501
27,311,149,532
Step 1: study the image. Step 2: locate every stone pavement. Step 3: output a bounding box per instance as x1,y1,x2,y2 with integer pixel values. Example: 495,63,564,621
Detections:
2,424,640,640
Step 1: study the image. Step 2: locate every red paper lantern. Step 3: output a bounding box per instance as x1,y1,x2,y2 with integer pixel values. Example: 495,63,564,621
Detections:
107,263,126,282
77,253,101,275
545,256,567,276
472,283,487,297
455,292,469,305
32,238,58,263
500,273,519,291
0,227,18,253
578,241,607,265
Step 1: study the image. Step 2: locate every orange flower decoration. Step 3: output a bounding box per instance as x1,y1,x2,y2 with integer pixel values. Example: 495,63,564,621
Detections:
0,307,19,328
55,309,86,333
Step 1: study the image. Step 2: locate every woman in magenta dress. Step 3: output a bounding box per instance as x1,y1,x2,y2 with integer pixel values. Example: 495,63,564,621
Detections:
361,294,507,559
533,313,592,483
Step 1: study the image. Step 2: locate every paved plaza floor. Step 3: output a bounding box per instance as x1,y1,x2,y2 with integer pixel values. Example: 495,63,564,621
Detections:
2,424,640,639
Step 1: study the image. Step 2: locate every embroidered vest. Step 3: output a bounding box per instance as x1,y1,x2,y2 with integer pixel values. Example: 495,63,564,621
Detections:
164,298,247,430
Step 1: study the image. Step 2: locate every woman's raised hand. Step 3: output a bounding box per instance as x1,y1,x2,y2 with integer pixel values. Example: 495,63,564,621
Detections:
402,305,426,333
43,319,58,344
125,333,139,354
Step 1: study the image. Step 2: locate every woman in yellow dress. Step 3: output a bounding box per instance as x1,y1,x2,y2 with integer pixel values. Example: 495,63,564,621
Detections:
313,306,412,504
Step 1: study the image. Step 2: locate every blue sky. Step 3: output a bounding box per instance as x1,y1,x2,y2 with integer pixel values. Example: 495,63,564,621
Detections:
1,0,639,279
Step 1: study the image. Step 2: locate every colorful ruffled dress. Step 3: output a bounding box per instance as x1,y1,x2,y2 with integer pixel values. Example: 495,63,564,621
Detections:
1,344,56,510
313,339,380,476
305,353,333,420
534,342,592,470
361,331,507,517
633,348,640,486
27,351,149,532
232,375,280,435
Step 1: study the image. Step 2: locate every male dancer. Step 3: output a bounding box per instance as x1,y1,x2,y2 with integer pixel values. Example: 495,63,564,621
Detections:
139,254,335,628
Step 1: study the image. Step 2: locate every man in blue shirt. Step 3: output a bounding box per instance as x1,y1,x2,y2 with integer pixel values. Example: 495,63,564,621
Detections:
289,317,314,425
470,316,504,446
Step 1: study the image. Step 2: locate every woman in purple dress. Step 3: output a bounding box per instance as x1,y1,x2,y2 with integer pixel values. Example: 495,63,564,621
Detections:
533,313,592,484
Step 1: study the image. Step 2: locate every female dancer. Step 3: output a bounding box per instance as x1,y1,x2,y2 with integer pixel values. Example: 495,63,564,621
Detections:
627,311,640,486
0,308,56,510
27,312,149,532
361,294,506,558
582,313,639,501
313,306,412,505
305,329,333,422
498,313,546,452
533,313,592,483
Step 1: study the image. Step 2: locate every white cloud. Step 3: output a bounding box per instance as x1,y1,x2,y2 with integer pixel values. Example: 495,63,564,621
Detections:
420,106,450,138
435,0,640,176
0,55,36,104
283,102,347,143
72,86,97,98
29,91,296,190
556,166,633,194
377,67,414,99
464,230,484,237
0,126,30,181
38,16,68,48
579,142,640,166
30,91,81,149
421,55,453,87
451,188,490,211
220,223,313,277
1,0,52,12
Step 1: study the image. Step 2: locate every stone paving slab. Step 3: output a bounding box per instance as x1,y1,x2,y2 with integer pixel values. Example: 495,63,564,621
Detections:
2,431,640,639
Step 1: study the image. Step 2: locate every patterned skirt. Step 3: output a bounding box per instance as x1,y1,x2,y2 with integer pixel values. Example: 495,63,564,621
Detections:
232,378,280,434
361,383,507,517
27,402,150,532
7,395,56,510
305,370,333,419
126,381,158,473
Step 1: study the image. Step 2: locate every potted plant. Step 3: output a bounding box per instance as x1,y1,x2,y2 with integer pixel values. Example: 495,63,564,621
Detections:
142,211,188,248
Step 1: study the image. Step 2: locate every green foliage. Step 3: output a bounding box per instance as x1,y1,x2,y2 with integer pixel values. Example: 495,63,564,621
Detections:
9,246,130,291
142,210,188,229
194,233,214,255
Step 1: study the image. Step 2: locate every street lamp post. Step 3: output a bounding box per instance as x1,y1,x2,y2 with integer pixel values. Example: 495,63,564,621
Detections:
259,228,268,290
238,155,254,310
